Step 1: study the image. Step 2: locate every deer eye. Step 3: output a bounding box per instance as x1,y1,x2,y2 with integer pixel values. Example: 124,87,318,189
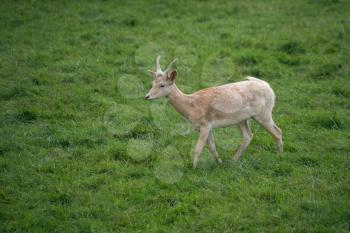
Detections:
159,84,165,88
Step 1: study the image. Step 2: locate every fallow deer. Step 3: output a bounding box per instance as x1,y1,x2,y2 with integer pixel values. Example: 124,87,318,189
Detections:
145,56,283,169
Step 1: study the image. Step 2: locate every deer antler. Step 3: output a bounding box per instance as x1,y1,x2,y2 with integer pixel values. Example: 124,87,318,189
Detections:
165,58,178,73
156,55,162,72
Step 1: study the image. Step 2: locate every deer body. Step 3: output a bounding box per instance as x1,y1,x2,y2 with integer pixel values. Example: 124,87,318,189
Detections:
145,56,283,168
167,78,274,129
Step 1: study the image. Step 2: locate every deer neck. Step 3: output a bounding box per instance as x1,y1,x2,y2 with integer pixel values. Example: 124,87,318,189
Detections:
167,84,192,119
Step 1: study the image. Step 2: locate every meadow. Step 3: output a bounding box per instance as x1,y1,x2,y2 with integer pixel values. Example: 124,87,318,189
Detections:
0,0,350,232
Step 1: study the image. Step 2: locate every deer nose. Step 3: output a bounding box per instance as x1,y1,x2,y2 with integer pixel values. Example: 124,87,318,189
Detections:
144,94,150,100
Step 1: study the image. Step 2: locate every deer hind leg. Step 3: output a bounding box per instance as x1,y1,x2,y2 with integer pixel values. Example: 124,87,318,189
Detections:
234,120,253,160
254,113,283,153
207,130,223,164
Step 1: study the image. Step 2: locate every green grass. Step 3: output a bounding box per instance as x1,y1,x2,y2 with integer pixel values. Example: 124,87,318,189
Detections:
1,0,350,232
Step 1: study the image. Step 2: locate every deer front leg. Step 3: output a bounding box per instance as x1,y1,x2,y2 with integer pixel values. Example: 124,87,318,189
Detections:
207,130,223,164
193,126,210,169
234,120,253,160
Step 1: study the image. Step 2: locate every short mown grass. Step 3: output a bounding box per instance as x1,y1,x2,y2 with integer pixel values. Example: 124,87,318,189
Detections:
1,0,350,232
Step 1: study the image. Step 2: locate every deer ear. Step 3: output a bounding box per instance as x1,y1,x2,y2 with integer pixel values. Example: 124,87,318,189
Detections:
148,70,156,78
168,70,177,82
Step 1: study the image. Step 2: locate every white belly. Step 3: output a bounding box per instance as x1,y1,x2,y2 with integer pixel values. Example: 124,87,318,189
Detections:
211,119,241,128
210,108,254,128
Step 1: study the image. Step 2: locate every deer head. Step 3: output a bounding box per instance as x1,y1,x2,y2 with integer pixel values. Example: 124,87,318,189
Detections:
145,55,177,100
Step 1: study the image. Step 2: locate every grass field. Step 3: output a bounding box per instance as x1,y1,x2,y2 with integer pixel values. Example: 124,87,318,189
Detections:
1,0,350,232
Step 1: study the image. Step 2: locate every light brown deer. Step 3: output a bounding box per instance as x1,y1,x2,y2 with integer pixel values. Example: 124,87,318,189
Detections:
145,56,283,168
